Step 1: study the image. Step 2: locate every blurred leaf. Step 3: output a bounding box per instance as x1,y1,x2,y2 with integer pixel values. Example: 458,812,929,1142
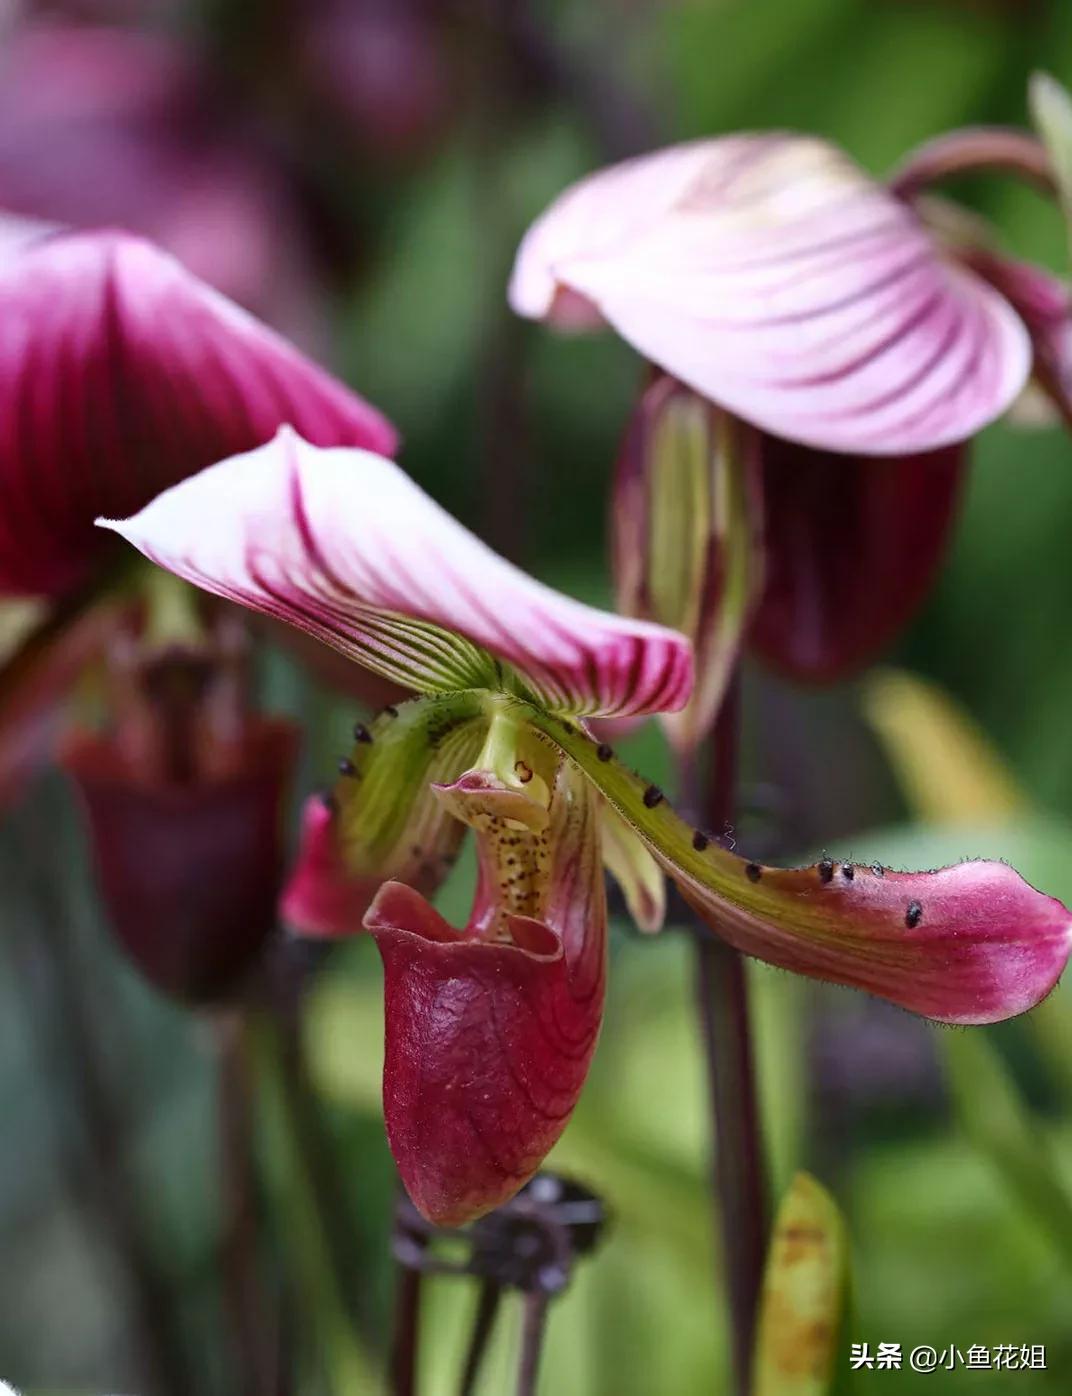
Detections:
810,4,1008,172
1030,72,1072,253
850,1131,1072,1390
669,0,858,136
304,958,385,1116
930,429,1072,815
862,668,1027,824
753,1173,849,1396
942,1028,1072,1267
341,145,484,442
251,1015,379,1396
752,964,807,1199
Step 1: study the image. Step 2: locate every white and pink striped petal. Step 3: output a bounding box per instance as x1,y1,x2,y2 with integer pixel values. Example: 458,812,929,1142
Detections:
0,229,396,597
101,430,693,718
510,134,1031,455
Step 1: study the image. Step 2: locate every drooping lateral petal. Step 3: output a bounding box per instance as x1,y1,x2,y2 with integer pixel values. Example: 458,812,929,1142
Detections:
280,797,390,939
613,378,764,750
515,699,1072,1024
510,135,1030,454
0,230,396,596
366,760,607,1225
281,692,487,937
748,437,965,684
103,431,693,715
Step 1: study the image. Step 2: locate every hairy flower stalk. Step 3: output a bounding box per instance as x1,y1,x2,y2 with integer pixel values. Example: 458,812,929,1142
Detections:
101,428,1072,1227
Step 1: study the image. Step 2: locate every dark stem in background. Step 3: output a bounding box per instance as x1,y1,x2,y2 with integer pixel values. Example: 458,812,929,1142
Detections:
268,945,382,1353
515,1291,550,1396
390,1224,426,1396
216,1011,279,1396
458,1280,503,1396
6,803,194,1396
466,0,534,564
679,675,769,1396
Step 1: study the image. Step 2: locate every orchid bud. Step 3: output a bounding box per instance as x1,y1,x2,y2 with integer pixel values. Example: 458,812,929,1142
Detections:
612,375,764,752
63,613,297,1003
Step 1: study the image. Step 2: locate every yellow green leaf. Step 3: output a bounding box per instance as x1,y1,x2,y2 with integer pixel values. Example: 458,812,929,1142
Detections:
862,667,1026,824
752,1172,849,1396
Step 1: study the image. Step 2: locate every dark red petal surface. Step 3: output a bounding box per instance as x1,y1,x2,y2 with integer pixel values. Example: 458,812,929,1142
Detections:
365,767,607,1225
748,437,964,683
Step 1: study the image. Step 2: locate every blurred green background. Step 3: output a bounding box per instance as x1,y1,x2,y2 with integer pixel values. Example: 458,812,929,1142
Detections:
4,0,1072,1391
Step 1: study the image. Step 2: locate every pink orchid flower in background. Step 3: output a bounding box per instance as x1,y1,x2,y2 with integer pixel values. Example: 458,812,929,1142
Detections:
0,226,394,804
102,427,1072,1225
0,22,320,335
510,132,1070,728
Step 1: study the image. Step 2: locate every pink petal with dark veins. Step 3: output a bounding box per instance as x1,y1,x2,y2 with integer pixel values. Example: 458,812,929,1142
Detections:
103,430,693,717
511,134,1030,454
0,230,395,596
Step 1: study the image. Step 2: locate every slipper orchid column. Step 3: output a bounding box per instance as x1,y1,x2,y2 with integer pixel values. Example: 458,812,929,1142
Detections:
510,132,1070,726
102,429,1072,1225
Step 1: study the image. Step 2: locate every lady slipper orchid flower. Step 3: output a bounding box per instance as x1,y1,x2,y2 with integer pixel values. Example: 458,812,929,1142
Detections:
510,132,1071,706
0,226,394,803
63,612,298,1003
101,428,1072,1226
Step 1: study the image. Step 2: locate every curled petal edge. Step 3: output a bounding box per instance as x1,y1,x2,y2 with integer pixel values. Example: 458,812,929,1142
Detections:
516,698,1072,1025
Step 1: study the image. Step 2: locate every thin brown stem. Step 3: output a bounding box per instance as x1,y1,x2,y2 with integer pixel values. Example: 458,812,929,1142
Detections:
390,1242,425,1396
680,676,769,1396
217,1011,278,1396
6,801,193,1396
514,1291,550,1396
458,1280,503,1396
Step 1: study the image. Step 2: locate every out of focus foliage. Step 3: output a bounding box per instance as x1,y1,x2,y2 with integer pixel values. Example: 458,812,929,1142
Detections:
4,0,1072,1392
